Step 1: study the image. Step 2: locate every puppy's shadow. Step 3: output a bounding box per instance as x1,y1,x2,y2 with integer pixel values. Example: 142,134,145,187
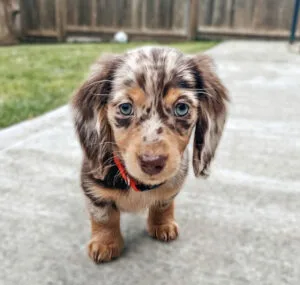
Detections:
120,213,152,257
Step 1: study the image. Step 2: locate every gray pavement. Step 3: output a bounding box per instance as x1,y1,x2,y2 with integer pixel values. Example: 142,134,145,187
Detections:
1,41,300,285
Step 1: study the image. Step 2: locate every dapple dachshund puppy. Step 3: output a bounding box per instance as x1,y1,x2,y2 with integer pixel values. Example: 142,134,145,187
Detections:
72,47,228,263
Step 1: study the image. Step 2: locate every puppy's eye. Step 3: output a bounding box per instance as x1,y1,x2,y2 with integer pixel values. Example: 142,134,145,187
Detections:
174,103,189,117
119,103,133,116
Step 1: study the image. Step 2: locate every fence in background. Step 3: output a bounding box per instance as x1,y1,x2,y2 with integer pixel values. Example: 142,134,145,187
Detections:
20,0,192,41
0,0,20,45
15,0,300,42
198,0,300,39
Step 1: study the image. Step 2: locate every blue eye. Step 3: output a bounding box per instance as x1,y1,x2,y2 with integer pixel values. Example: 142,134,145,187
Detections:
119,103,133,116
174,103,189,117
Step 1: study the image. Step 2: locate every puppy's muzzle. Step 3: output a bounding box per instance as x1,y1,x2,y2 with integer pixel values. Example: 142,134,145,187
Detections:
138,154,168,175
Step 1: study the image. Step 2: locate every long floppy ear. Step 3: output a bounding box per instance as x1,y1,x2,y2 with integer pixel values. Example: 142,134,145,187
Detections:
191,54,229,177
72,54,123,179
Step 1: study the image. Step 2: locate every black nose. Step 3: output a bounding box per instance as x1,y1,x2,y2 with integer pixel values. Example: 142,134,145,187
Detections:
139,154,167,175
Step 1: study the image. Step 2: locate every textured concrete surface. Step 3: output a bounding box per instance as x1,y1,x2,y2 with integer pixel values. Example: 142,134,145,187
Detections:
1,41,300,285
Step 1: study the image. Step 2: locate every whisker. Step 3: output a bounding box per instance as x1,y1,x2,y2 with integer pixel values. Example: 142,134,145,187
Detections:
190,89,224,105
85,79,114,88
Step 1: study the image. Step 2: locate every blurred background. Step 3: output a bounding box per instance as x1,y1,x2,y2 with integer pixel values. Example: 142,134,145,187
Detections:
0,0,299,129
1,0,300,44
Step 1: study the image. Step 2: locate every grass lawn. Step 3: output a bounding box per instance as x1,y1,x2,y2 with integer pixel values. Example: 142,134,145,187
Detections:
0,41,217,128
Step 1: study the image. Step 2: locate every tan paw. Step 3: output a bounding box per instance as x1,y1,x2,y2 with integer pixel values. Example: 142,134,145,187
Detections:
88,236,124,263
148,221,179,242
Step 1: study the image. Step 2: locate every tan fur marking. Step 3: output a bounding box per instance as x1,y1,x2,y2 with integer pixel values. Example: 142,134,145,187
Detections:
147,200,179,241
165,127,190,154
128,87,146,106
116,126,140,152
88,209,124,263
164,88,182,106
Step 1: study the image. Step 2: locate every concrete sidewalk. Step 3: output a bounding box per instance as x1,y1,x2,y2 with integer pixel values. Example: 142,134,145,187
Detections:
1,41,300,285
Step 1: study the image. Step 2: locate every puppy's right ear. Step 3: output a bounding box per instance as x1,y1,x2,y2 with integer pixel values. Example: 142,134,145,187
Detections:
72,54,123,179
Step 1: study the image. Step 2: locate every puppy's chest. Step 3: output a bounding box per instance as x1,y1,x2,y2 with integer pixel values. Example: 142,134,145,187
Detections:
115,188,176,212
99,185,176,212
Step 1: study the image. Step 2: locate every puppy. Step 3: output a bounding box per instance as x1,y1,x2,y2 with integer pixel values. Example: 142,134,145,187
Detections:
72,47,228,263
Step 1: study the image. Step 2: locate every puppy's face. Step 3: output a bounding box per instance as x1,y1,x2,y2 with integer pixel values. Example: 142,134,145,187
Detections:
73,47,228,185
107,49,199,184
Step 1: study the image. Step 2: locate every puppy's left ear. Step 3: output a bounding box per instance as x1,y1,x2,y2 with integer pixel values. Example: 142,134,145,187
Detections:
191,54,229,177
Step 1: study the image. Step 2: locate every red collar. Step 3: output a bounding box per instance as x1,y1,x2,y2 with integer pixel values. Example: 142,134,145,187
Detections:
113,155,164,192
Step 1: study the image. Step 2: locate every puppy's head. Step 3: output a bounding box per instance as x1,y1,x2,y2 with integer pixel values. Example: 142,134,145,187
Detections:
73,47,228,185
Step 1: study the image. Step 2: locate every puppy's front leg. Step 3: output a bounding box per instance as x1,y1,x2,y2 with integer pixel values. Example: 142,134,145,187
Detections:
88,202,124,263
147,200,179,242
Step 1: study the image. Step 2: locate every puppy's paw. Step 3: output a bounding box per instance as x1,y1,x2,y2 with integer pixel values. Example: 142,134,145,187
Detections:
88,235,124,263
148,221,179,242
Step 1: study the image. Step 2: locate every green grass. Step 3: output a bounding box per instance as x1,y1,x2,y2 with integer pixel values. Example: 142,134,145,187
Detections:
0,41,217,128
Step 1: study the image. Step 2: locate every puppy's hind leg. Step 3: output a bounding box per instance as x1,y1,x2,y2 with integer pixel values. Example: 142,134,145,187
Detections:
87,201,124,263
147,200,179,242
